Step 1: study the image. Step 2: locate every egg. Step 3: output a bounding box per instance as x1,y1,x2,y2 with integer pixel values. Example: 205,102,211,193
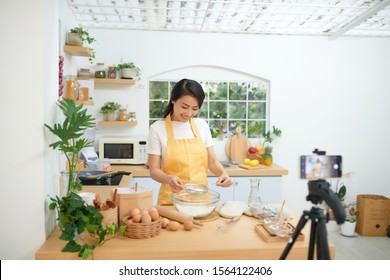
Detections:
148,207,158,213
130,208,141,217
141,209,149,216
183,220,193,231
167,221,180,231
132,213,142,223
161,218,170,228
141,213,152,223
150,210,160,221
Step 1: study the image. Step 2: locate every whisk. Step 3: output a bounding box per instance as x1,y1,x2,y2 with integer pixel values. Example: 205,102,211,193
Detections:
216,216,241,233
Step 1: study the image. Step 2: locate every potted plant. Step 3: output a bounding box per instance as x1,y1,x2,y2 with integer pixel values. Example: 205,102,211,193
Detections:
67,27,96,63
45,98,124,259
340,201,357,236
100,101,121,121
334,173,358,236
114,62,141,79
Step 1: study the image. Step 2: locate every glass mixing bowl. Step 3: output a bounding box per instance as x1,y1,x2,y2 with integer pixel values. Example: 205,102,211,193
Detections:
171,190,220,218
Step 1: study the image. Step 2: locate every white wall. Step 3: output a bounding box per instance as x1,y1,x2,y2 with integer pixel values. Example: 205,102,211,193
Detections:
0,0,57,259
1,0,389,259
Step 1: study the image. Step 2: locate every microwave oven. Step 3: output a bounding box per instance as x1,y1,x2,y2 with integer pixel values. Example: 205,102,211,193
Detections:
99,136,148,164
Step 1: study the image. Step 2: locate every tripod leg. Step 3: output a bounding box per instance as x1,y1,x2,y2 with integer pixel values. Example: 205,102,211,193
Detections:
279,213,308,260
315,218,330,260
307,220,317,260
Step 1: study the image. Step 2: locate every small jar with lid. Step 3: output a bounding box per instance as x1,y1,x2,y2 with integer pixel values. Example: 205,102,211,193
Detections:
78,68,92,79
94,63,106,78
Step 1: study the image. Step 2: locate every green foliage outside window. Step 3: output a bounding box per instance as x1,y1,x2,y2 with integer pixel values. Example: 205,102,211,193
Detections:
149,79,269,138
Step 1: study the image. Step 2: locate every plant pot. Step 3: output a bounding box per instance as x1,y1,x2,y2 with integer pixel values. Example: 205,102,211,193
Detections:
340,220,357,236
121,68,135,79
67,32,82,46
104,111,116,121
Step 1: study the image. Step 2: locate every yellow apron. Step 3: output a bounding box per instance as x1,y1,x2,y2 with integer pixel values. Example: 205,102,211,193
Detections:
157,114,208,205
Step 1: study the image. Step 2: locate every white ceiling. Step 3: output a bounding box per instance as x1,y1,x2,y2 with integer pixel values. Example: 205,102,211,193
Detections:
66,0,390,39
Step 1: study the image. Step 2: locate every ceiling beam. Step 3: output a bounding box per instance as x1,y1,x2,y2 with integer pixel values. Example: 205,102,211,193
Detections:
329,0,390,40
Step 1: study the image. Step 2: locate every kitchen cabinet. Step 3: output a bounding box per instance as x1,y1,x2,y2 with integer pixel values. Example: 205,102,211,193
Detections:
208,176,282,204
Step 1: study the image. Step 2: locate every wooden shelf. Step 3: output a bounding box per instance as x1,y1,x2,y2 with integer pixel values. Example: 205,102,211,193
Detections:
98,121,137,126
75,100,94,106
64,45,91,57
94,78,136,85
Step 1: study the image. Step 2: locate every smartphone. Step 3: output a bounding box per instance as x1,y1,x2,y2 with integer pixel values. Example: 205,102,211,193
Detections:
300,155,342,179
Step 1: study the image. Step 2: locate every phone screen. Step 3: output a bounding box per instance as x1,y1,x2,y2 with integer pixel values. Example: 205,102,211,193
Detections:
300,155,342,179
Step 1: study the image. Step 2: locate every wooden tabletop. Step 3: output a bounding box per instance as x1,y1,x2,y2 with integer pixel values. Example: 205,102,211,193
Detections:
35,208,335,260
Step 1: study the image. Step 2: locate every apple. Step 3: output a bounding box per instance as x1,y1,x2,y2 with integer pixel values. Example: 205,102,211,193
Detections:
248,147,257,154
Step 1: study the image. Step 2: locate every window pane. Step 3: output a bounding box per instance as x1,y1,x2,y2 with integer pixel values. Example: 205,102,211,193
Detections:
229,82,247,100
248,102,266,119
198,105,208,118
209,120,227,138
228,121,248,137
149,100,167,118
149,81,169,99
229,101,246,119
207,82,227,100
199,81,209,101
248,120,266,138
248,82,267,101
209,101,227,119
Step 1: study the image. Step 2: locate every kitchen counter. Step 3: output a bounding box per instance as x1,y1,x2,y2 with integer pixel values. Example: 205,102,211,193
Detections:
35,207,335,260
110,163,288,177
80,163,288,203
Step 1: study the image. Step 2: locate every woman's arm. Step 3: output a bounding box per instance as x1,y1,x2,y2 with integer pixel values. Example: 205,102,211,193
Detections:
148,154,184,192
207,147,233,187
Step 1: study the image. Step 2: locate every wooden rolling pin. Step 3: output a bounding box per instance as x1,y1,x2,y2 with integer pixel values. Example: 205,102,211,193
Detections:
155,206,203,226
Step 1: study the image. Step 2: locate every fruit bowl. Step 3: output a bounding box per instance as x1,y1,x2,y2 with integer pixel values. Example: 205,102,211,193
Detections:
171,189,220,218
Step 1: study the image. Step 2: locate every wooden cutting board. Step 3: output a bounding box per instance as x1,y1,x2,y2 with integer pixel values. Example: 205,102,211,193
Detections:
225,135,250,162
238,163,266,170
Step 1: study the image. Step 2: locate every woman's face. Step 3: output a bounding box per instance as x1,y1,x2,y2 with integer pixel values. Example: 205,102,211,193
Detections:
171,95,200,122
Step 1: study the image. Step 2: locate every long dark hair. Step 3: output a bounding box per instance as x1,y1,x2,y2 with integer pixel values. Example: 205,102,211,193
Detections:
163,79,205,118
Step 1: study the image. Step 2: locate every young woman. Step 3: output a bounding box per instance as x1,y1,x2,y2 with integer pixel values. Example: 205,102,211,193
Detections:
147,78,233,205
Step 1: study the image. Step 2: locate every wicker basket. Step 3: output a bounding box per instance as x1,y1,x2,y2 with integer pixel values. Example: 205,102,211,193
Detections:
100,205,118,228
122,216,162,239
248,153,263,164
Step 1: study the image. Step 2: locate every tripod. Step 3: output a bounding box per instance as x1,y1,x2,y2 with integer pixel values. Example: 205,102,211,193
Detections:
279,179,345,260
279,206,330,260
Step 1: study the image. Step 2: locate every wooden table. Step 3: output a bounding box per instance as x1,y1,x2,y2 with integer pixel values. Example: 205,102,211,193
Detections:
35,209,335,260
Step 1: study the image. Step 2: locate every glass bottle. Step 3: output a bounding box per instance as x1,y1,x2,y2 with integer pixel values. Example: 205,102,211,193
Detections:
248,178,262,208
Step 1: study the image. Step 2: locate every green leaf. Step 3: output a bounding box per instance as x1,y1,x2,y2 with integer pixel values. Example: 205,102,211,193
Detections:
336,184,347,201
79,244,95,259
62,240,81,253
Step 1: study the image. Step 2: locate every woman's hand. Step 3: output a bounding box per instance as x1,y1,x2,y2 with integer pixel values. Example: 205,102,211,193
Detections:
216,172,233,187
168,176,185,192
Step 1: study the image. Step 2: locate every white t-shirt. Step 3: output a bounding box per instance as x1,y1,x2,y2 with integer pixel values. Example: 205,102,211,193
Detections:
146,118,214,163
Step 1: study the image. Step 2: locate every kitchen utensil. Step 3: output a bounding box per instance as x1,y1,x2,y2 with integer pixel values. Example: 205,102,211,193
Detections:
171,190,220,218
78,170,131,184
216,216,241,233
238,163,266,170
155,206,203,226
185,183,209,196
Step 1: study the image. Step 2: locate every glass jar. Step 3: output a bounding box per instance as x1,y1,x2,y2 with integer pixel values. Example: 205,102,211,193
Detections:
78,68,92,79
248,178,261,208
64,75,79,100
94,63,106,78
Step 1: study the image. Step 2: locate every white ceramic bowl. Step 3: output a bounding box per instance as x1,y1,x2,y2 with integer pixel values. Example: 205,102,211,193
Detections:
171,190,220,218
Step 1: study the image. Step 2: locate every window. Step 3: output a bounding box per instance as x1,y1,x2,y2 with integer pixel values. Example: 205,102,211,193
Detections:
149,79,269,138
